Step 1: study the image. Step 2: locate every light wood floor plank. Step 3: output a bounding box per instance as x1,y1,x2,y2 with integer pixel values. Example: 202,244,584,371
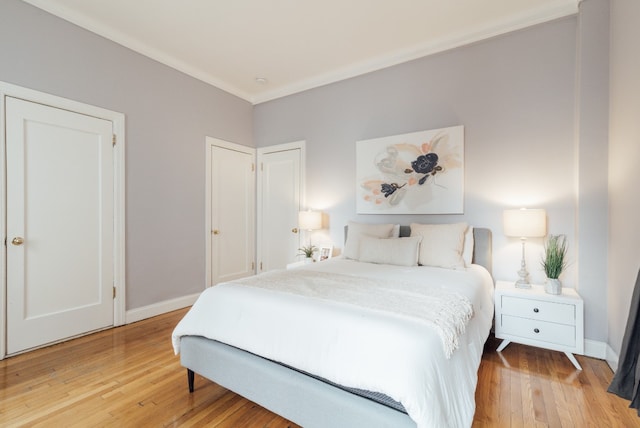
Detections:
1,308,639,427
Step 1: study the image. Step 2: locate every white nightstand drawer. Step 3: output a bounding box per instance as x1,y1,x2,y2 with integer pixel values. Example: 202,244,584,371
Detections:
500,295,575,325
500,315,576,347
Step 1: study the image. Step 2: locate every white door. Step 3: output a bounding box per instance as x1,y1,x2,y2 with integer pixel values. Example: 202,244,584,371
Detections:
208,140,255,286
5,96,114,355
258,145,303,272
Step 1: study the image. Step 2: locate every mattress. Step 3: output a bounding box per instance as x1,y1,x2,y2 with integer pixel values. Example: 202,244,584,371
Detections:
291,363,407,412
173,258,494,428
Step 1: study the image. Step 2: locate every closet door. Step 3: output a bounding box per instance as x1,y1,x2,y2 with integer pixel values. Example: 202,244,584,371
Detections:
5,96,114,354
206,138,255,286
257,142,304,272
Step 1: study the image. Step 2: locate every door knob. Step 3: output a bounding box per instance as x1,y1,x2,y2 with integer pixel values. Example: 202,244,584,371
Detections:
11,237,24,246
292,228,298,233
213,230,220,235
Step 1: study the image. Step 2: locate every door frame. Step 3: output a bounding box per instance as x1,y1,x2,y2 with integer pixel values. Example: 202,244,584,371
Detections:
0,81,126,359
256,141,306,272
204,137,256,288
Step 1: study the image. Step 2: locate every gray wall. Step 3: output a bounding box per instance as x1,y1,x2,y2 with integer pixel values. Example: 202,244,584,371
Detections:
575,0,610,352
255,17,577,281
254,14,609,343
608,0,640,360
0,0,253,310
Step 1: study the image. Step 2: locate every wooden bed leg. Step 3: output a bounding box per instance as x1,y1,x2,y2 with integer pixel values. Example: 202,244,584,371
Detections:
187,369,195,393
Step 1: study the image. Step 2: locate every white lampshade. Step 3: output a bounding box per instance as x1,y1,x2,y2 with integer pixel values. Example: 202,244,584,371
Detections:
503,208,546,238
298,210,322,231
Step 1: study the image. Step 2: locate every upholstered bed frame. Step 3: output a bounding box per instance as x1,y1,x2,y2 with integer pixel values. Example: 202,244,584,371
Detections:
180,227,492,428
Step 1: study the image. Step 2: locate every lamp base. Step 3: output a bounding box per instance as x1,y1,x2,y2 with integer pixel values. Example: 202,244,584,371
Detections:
515,240,531,288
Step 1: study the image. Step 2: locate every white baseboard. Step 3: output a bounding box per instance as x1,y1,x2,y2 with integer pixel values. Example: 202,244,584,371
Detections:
584,339,607,360
582,339,619,372
606,344,620,372
125,292,200,324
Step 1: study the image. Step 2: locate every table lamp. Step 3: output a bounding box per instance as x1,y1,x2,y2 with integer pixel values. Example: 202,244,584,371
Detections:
298,210,322,232
503,208,547,288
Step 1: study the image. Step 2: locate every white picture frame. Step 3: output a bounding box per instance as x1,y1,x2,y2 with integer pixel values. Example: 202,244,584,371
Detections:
318,245,333,262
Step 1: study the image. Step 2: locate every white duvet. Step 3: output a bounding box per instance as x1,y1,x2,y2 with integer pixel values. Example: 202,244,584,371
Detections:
172,259,494,428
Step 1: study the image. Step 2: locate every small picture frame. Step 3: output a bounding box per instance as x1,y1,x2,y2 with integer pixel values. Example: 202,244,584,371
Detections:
318,245,333,261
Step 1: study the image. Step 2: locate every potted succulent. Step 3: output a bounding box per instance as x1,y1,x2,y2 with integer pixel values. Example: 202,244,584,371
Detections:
540,234,568,295
298,244,318,263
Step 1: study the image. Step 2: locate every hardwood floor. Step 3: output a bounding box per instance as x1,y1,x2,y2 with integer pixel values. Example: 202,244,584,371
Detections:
1,308,637,427
475,336,640,427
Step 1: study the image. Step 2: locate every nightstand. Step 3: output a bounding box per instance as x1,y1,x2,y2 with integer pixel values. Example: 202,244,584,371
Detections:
494,280,584,370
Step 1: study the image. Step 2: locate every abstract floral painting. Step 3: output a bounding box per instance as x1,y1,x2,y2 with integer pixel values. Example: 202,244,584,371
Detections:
356,126,464,214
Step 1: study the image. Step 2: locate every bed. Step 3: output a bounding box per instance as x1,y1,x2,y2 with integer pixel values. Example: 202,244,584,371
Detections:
172,223,493,428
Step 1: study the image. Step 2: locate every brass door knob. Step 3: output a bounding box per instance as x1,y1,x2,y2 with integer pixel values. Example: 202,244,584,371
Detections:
292,228,298,233
213,230,220,235
11,237,24,246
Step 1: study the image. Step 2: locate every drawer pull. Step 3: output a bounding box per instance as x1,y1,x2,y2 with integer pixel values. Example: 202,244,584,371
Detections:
533,308,539,313
534,328,540,333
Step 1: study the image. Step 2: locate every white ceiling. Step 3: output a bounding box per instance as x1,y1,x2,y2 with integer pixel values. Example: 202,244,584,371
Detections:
22,0,578,104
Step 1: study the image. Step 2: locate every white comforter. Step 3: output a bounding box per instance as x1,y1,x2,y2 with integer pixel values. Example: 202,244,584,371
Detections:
172,259,494,428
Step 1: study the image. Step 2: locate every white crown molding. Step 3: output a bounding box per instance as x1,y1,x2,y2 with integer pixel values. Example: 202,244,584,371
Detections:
21,0,253,102
252,2,579,104
22,0,578,105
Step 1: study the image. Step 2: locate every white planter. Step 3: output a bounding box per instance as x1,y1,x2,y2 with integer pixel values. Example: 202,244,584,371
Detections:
545,278,562,295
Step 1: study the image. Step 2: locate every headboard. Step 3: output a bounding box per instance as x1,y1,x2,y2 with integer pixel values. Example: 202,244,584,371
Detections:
343,225,492,275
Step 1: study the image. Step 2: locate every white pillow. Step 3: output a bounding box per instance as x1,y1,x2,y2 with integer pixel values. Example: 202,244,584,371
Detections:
359,236,422,266
344,222,396,260
410,222,468,269
462,226,474,267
